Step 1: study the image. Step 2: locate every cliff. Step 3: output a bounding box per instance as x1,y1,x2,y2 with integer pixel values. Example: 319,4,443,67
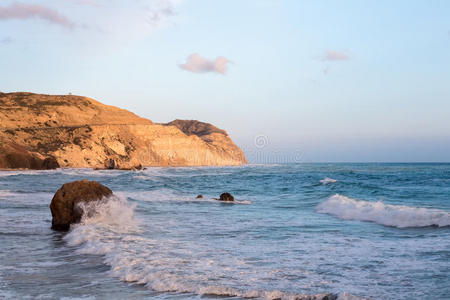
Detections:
0,92,247,169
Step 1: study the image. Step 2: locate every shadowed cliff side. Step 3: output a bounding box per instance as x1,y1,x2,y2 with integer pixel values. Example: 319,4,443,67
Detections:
0,92,247,169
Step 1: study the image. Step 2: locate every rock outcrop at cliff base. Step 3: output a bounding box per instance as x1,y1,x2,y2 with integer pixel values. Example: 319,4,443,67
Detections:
0,142,59,170
0,92,247,169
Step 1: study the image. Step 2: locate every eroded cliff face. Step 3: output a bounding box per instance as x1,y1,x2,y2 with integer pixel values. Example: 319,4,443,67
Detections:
0,92,247,169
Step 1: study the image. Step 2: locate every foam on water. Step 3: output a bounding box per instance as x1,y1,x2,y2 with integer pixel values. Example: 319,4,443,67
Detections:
320,177,338,184
3,164,449,299
64,195,344,300
317,194,450,228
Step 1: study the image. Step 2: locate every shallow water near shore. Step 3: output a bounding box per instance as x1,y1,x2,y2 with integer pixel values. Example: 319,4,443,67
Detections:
0,163,449,299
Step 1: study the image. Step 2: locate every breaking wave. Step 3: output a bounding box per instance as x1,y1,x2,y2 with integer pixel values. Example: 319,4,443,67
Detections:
320,177,338,184
317,194,450,228
64,195,343,300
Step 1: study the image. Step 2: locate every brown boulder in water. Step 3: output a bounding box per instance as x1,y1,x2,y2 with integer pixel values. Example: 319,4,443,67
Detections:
50,180,113,231
219,193,234,202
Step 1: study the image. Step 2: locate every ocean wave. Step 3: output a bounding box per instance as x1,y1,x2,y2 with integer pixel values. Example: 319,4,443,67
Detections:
21,261,64,268
64,195,340,300
320,177,338,184
116,190,252,205
317,194,450,228
0,170,50,177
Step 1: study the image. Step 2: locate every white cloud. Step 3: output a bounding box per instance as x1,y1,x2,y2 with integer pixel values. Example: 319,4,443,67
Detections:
71,0,98,6
179,53,231,75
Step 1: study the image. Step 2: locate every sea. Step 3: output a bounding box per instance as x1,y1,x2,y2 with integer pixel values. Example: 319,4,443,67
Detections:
0,163,449,300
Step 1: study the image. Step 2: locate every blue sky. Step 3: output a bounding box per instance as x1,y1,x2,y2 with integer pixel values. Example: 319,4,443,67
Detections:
1,0,449,162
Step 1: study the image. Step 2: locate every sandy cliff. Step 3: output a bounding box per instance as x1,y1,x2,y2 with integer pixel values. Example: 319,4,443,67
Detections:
0,92,247,169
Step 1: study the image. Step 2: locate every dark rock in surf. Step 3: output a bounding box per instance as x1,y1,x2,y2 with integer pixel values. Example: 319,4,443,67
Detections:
50,180,113,231
133,164,143,170
319,294,338,300
196,194,203,199
118,164,144,171
219,192,234,202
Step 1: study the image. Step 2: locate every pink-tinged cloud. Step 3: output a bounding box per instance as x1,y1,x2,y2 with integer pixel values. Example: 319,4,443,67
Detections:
323,50,350,61
0,2,75,29
179,53,231,74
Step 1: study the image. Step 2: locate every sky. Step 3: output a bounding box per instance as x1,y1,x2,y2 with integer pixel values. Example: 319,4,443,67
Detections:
0,0,449,162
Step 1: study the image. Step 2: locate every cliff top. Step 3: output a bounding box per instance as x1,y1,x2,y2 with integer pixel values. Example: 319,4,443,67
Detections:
166,119,227,137
0,92,153,129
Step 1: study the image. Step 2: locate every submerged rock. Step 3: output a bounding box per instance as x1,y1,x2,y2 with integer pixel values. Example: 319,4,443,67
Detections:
49,180,113,231
219,192,234,202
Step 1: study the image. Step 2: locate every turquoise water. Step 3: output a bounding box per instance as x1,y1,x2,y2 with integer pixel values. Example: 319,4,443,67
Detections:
0,164,449,299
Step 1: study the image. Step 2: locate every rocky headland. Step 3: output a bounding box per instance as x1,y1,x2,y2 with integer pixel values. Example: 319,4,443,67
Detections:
0,92,247,169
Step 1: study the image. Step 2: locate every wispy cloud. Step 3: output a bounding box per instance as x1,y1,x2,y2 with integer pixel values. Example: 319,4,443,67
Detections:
77,0,181,38
179,53,231,75
71,0,98,6
0,2,75,29
144,0,177,27
1,36,13,44
322,50,351,61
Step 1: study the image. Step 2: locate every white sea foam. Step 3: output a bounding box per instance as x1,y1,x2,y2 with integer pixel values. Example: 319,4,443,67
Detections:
320,177,338,184
0,170,45,177
235,200,252,205
317,194,450,228
21,261,64,268
338,292,370,300
64,195,336,300
132,175,151,180
60,296,96,300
